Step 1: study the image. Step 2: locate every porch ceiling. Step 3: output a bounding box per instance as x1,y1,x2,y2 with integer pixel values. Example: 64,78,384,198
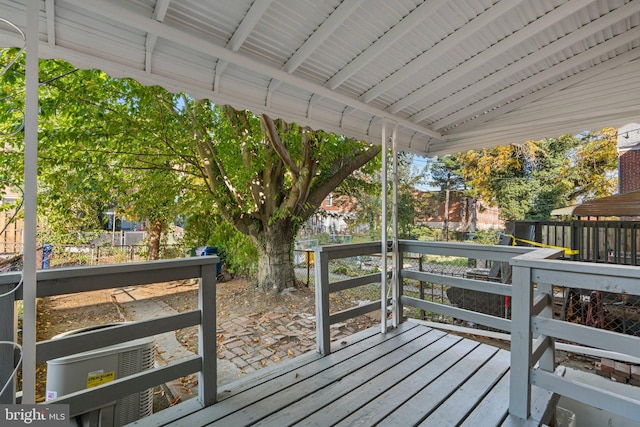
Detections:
0,0,639,156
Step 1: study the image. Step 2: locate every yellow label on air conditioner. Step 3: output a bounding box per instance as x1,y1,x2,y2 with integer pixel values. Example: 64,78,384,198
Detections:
87,371,115,388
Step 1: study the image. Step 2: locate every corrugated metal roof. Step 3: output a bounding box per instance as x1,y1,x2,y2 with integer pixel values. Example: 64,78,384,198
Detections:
1,0,639,156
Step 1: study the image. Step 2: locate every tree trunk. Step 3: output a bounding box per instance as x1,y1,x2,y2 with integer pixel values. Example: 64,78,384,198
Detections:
256,219,296,292
443,188,450,241
469,198,478,233
147,219,163,260
461,197,468,231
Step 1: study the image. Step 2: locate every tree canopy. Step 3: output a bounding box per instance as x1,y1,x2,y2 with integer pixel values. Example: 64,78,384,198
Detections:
0,52,381,290
455,129,618,220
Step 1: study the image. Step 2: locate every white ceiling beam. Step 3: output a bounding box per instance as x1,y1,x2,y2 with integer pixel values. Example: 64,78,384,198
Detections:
266,0,364,104
228,0,272,51
361,0,524,104
215,0,272,85
431,27,640,131
152,0,171,21
29,41,367,140
449,46,640,134
285,0,363,73
62,0,442,140
387,0,597,114
326,0,450,90
410,1,639,124
145,0,172,73
45,0,55,45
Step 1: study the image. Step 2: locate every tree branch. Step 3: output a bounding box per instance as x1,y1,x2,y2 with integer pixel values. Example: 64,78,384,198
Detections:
303,143,381,217
261,114,300,175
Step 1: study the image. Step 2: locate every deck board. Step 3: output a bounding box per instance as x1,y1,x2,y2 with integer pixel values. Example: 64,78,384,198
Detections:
207,326,431,426
288,332,464,427
253,328,450,426
418,349,510,426
134,323,556,427
373,343,500,426
331,339,481,427
460,370,511,426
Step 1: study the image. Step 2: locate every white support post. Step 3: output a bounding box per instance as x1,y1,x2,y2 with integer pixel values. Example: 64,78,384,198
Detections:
509,264,533,420
21,1,39,404
380,120,388,334
390,123,400,327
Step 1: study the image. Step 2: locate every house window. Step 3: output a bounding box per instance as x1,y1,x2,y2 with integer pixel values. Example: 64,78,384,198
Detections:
326,194,333,207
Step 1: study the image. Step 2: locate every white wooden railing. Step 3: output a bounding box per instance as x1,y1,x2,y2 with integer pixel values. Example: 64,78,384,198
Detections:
313,240,532,354
314,240,640,423
510,248,640,422
0,257,219,418
4,240,639,423
397,240,531,332
314,242,383,355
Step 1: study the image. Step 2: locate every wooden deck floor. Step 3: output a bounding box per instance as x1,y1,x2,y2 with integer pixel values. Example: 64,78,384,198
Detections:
134,322,557,427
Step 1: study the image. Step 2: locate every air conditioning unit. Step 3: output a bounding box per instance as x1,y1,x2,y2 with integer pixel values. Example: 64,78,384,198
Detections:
46,324,154,427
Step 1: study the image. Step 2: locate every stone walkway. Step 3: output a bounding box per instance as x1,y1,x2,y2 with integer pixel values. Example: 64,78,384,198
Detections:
216,309,369,374
111,286,374,402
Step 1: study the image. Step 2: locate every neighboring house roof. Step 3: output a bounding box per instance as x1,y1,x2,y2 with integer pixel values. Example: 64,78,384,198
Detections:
551,190,640,217
573,190,640,217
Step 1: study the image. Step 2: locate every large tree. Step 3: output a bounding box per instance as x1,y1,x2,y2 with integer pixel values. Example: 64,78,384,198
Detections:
456,129,618,220
178,101,380,291
1,53,381,291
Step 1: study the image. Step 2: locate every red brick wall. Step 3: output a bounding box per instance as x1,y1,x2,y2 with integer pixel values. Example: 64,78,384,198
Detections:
619,149,640,194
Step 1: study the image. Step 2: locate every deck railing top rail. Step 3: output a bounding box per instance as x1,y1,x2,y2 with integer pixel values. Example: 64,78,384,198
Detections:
0,256,219,418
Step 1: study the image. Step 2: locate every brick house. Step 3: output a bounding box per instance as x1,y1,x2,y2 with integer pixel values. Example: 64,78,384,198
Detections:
414,191,504,233
618,123,640,194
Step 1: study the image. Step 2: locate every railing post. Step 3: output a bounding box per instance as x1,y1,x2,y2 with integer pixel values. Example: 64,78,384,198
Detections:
418,255,425,320
0,283,16,404
392,249,403,327
315,248,331,355
510,263,533,420
536,283,555,372
198,261,217,407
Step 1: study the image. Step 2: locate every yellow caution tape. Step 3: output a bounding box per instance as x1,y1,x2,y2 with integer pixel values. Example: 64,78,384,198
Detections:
503,234,579,256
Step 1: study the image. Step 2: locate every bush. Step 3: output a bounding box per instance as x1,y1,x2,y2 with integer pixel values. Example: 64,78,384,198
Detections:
469,229,502,245
185,213,258,278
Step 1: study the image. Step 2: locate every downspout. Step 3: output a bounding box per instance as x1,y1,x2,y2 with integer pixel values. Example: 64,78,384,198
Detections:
22,1,39,404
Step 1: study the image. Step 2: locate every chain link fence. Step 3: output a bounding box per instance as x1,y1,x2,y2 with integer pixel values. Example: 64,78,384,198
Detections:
554,287,640,337
33,243,184,268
